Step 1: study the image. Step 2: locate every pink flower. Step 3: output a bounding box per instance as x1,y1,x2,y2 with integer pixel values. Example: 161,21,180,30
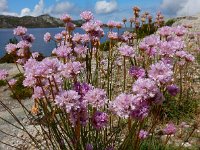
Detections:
163,123,177,135
173,26,187,36
115,22,123,28
32,52,40,59
72,33,82,42
60,14,72,23
52,45,72,58
92,111,108,130
81,34,90,43
54,33,63,41
17,40,32,49
185,53,195,62
159,41,176,57
80,11,94,21
108,32,118,40
139,130,148,139
5,43,17,54
107,21,117,28
109,93,135,118
81,20,102,32
132,78,159,99
61,30,67,36
118,44,135,57
0,69,8,80
121,31,133,41
130,95,149,120
139,35,160,56
175,51,195,62
167,84,179,96
44,32,51,42
140,35,160,47
148,61,173,84
17,48,25,57
66,22,76,31
60,62,83,78
73,82,93,97
22,34,35,43
55,90,81,113
176,50,187,58
84,88,107,109
74,44,87,57
13,26,27,36
158,26,173,37
8,79,17,86
69,107,89,127
129,66,146,79
32,86,44,99
24,58,61,79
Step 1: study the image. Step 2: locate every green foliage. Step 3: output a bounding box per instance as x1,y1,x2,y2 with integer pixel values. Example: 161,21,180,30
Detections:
11,75,32,100
135,23,157,39
140,137,185,150
161,93,198,121
0,53,16,63
9,37,18,44
0,80,7,87
100,41,110,51
165,19,176,27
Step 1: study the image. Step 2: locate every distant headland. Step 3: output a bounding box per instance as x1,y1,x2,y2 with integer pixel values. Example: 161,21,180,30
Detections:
0,14,85,28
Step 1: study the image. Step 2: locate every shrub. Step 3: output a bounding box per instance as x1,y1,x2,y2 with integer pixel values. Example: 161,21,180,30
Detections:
11,76,32,99
0,80,7,87
165,19,176,26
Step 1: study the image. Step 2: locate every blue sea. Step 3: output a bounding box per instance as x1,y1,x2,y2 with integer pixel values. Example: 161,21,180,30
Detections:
0,27,126,58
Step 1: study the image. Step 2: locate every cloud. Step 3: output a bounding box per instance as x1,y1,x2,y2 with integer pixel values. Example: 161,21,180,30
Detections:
0,0,18,16
161,0,200,16
1,11,18,16
20,0,44,16
95,0,118,14
45,1,74,15
0,0,8,12
20,8,31,16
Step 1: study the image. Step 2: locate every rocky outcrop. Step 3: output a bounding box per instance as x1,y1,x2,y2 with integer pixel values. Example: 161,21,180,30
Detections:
172,14,200,31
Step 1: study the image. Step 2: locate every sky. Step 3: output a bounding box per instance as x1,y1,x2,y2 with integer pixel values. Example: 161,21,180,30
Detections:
0,0,200,22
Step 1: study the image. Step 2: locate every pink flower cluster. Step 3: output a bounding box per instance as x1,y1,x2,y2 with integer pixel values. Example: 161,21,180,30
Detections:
109,93,135,118
118,44,135,57
139,35,160,56
129,66,146,79
80,11,94,21
60,62,83,78
139,130,148,139
107,21,122,28
52,45,72,58
44,32,51,42
13,26,27,36
0,69,9,80
148,61,173,84
84,88,108,109
92,111,108,130
55,90,81,113
163,123,177,135
60,14,72,23
132,78,159,99
108,32,118,40
5,43,17,54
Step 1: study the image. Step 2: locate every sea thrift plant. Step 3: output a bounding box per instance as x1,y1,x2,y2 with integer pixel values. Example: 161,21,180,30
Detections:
0,7,199,150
